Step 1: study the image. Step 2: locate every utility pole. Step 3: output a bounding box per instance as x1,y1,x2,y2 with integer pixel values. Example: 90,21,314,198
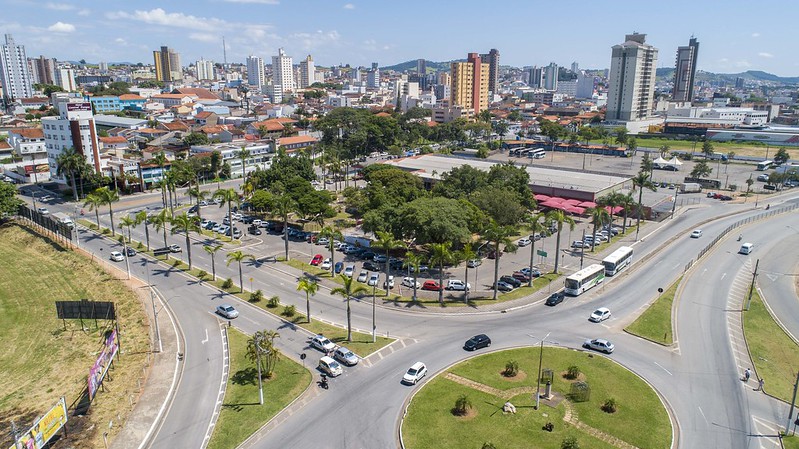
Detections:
745,259,760,311
533,332,552,410
580,229,585,269
372,284,376,343
671,188,678,219
787,370,799,435
254,333,264,405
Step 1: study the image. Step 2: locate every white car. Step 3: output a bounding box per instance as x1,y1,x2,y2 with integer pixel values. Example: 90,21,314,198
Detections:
690,229,702,238
37,207,50,215
215,304,239,319
467,259,482,268
383,275,395,289
109,251,125,262
583,338,615,354
367,273,379,286
317,237,330,246
571,240,586,249
517,237,531,247
401,277,421,289
357,271,369,283
321,258,332,270
402,361,428,385
589,307,612,323
343,265,355,277
310,334,336,352
445,279,470,291
318,356,343,377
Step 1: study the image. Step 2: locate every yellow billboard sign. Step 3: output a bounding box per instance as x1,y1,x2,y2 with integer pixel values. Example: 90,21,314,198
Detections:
8,397,67,449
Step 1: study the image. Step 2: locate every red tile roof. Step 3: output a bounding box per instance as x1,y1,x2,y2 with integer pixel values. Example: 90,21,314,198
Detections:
278,135,317,145
251,119,286,132
11,128,44,139
0,141,11,150
100,136,128,144
119,94,145,100
173,88,220,100
195,111,214,119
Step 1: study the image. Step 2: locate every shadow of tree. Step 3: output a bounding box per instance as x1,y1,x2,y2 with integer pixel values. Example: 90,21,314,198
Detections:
230,367,257,386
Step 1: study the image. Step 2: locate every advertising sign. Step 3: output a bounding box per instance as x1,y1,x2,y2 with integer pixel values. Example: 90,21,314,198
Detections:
7,397,68,449
88,329,119,400
66,102,92,112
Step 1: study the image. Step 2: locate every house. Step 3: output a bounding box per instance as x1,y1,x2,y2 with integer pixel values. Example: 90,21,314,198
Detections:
118,94,147,111
172,87,220,101
200,125,233,142
20,97,50,110
151,94,197,108
99,136,130,151
246,119,287,138
0,140,12,157
89,95,122,113
277,135,317,152
194,111,219,126
158,121,191,133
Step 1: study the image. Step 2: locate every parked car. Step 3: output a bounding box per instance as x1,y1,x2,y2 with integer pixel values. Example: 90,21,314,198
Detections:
316,237,329,246
37,207,50,215
169,244,182,253
690,229,702,238
383,275,395,289
421,280,442,291
310,254,323,266
512,271,531,282
321,258,332,270
487,250,502,259
499,275,521,288
333,347,359,366
125,247,137,257
363,261,381,271
248,226,262,235
389,258,404,270
495,281,514,292
200,219,210,228
571,240,586,249
401,277,421,289
360,251,376,260
110,251,125,262
215,304,239,319
520,267,541,278
463,334,491,351
545,292,565,306
409,264,429,273
367,273,380,286
334,261,344,274
357,271,369,283
204,221,216,230
310,334,336,352
318,356,343,377
445,279,470,291
373,254,388,263
343,265,355,277
402,361,428,385
467,259,482,268
757,173,770,182
589,307,612,323
583,338,614,354
517,237,531,247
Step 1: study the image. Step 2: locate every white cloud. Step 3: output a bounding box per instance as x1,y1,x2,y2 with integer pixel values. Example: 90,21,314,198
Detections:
77,9,90,16
343,3,355,9
45,2,75,11
289,30,341,51
758,52,774,58
47,22,76,33
189,33,219,43
751,32,760,38
222,0,279,3
107,8,272,37
734,59,751,68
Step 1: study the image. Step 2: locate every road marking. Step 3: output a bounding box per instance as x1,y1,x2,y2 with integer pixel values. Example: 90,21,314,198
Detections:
720,272,726,280
202,328,208,344
653,361,672,376
765,274,778,282
697,406,708,425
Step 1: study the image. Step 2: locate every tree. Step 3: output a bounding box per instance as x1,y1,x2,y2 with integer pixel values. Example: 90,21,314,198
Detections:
296,277,319,323
271,193,297,261
0,182,22,217
238,147,252,181
319,226,343,277
774,148,790,166
33,83,64,96
194,245,219,284
626,137,638,157
94,187,119,236
453,395,472,416
187,188,209,220
118,215,136,244
701,141,714,159
404,252,423,302
617,193,636,234
171,212,201,270
545,210,575,274
135,210,151,251
213,188,239,240
456,244,477,301
374,231,401,295
55,147,85,200
153,152,169,209
526,213,548,287
83,193,104,229
247,330,280,380
587,207,611,252
226,250,254,293
690,160,713,178
483,221,517,298
471,186,528,226
631,171,657,239
428,242,454,304
151,208,171,248
639,152,653,173
612,126,628,145
330,275,368,342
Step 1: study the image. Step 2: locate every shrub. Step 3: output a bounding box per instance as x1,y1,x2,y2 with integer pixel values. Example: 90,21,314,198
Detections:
452,395,471,416
221,278,233,289
481,443,496,449
117,235,125,244
561,437,579,449
249,289,264,303
503,360,519,377
101,228,111,235
267,295,280,308
197,270,208,280
281,304,296,317
728,184,737,191
601,398,618,413
171,259,181,267
566,365,580,380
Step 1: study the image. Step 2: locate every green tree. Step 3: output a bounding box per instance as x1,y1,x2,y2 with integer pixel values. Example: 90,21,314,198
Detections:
483,221,517,298
55,147,85,200
374,231,402,295
0,182,22,216
151,208,171,248
296,277,319,323
404,251,423,302
428,242,454,304
471,186,527,226
330,275,368,342
773,148,790,165
319,226,344,277
33,83,64,96
545,210,576,274
456,244,477,301
659,144,671,159
134,210,151,251
238,147,252,181
690,160,713,178
525,213,548,287
203,243,223,281
271,192,297,261
587,207,611,252
631,171,657,239
617,193,636,234
213,188,239,240
639,152,653,173
187,188,209,220
612,126,628,145
701,141,714,159
247,330,280,378
626,137,638,157
226,250,254,293
83,193,104,229
118,215,136,244
171,212,201,270
94,187,119,236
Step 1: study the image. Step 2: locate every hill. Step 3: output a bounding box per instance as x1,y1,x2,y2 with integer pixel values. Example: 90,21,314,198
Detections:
657,68,799,84
383,59,462,73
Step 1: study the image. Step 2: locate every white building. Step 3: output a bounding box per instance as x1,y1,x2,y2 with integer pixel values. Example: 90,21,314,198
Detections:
196,58,215,81
606,33,658,122
298,54,315,89
271,48,295,95
575,73,595,99
555,80,577,97
44,101,102,186
0,34,33,103
246,55,265,89
367,62,380,88
543,63,559,91
666,105,769,126
190,142,273,177
54,65,77,91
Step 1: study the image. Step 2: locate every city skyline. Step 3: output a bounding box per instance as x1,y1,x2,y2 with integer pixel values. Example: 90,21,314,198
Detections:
0,0,797,76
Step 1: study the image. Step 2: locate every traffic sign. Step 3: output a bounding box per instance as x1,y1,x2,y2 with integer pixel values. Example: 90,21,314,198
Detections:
537,249,548,258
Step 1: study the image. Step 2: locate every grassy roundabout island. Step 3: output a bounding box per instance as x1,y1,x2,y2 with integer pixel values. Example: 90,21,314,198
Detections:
402,347,671,449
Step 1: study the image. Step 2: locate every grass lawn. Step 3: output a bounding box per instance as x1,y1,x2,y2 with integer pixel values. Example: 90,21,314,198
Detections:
403,347,671,449
743,290,799,402
625,276,680,345
207,329,311,449
0,223,150,448
783,433,799,449
634,137,798,159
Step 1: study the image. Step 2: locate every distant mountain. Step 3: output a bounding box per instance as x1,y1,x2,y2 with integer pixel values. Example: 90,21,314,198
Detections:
382,59,463,73
656,68,799,84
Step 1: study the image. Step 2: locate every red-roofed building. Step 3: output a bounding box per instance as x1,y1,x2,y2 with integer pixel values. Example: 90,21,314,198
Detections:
246,119,288,138
277,135,317,152
151,94,196,108
99,136,130,151
194,111,219,126
172,87,220,100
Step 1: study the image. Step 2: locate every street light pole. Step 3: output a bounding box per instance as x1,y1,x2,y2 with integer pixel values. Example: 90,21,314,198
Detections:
534,332,551,410
372,284,376,343
150,289,162,353
254,333,264,405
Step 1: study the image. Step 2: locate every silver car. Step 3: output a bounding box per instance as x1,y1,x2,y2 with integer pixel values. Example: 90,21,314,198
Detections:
333,347,359,366
216,304,239,319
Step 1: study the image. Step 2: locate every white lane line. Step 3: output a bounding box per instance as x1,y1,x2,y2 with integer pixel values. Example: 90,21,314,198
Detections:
697,406,708,425
653,361,673,376
720,272,727,280
201,328,208,344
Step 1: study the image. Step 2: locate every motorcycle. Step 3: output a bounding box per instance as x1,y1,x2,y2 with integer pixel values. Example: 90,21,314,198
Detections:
319,374,329,390
737,235,742,242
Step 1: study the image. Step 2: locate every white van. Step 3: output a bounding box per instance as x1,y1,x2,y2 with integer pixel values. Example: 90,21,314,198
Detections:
318,356,343,377
739,243,754,255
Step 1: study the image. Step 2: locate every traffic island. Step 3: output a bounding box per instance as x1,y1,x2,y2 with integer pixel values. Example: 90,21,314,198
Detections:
401,347,671,449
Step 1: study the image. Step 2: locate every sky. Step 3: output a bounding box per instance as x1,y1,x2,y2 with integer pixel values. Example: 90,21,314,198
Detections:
1,0,798,76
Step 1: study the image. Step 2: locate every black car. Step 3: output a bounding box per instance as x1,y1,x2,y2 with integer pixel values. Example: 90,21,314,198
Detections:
248,226,262,235
500,275,522,288
363,261,381,271
188,205,199,213
360,251,376,260
125,247,137,257
545,292,565,306
204,221,216,230
240,216,254,224
464,334,491,351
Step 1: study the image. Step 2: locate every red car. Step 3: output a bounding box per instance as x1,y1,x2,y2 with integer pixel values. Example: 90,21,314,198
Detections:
310,254,323,266
421,280,442,291
512,271,531,282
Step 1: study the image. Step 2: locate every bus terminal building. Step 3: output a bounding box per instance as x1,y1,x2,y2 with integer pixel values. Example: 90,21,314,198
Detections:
382,154,631,202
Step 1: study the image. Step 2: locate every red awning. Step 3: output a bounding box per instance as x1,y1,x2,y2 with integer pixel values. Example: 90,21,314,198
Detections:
564,199,582,205
534,194,551,201
578,201,597,208
605,206,624,214
565,205,586,215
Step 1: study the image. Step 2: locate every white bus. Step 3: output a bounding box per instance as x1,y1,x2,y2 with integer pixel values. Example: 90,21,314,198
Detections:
602,246,633,276
528,148,546,159
564,264,606,296
756,160,774,171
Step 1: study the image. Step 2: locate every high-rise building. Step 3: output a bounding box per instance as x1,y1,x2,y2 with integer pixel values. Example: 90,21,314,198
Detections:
735,77,745,89
606,33,658,122
298,55,315,89
416,58,426,75
672,37,699,102
528,66,543,88
196,58,215,81
153,46,182,82
271,48,295,95
44,99,102,183
246,55,265,89
0,34,34,104
98,61,108,73
30,55,56,85
543,63,559,91
479,49,500,93
367,62,380,88
570,62,579,73
450,53,489,114
54,65,77,91
576,72,596,99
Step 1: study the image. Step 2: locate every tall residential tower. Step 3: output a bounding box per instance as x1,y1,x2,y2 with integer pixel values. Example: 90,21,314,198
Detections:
672,37,699,102
479,48,500,94
246,55,265,89
0,34,34,105
153,46,182,82
271,48,295,95
606,33,658,122
298,55,315,89
450,53,489,113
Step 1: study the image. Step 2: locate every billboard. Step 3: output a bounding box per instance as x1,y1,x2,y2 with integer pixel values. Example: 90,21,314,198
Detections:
88,329,119,401
7,397,68,449
66,102,92,112
56,300,116,320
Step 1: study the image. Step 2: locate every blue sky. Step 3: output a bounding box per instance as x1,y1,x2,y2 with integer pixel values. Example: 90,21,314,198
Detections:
1,0,797,75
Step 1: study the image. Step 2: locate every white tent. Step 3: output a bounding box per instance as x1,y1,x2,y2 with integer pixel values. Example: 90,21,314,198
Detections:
653,156,669,165
668,157,683,166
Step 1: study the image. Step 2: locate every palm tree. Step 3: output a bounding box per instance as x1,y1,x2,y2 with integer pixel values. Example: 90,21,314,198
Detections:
330,275,368,342
318,226,343,277
404,251,423,302
203,243,223,281
483,222,516,298
151,208,171,248
213,188,239,241
238,147,252,181
83,193,103,229
456,244,476,301
545,210,575,275
296,277,319,323
525,213,547,287
631,171,657,240
55,146,84,200
135,210,151,251
587,207,611,252
374,231,401,295
226,250,254,293
596,192,620,242
428,242,454,305
153,152,168,209
271,193,296,261
118,215,136,244
188,188,209,220
171,212,201,270
94,187,119,236
617,193,636,234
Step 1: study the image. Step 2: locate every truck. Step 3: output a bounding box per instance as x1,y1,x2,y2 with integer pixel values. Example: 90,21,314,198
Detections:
679,182,702,193
343,235,372,248
52,212,74,228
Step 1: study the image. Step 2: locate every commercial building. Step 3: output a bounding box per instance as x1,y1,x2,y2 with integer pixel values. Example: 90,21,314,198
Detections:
416,58,426,75
528,66,544,88
298,55,315,89
44,101,102,184
451,53,489,114
246,55,265,89
606,33,658,122
479,49,500,94
672,37,699,102
272,48,295,95
153,46,182,82
0,34,34,104
196,58,215,81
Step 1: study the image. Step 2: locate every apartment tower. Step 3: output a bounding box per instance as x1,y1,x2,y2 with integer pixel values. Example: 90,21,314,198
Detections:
479,48,500,94
450,53,489,113
298,55,315,89
246,55,265,89
153,46,182,82
0,34,33,104
272,48,295,95
606,33,658,121
672,37,699,102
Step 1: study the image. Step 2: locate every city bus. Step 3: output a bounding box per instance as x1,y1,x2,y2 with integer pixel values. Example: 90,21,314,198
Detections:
564,264,606,296
528,148,546,159
602,246,634,276
756,160,774,171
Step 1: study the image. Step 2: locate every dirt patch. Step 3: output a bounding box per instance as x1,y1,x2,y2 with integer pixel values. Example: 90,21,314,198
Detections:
499,370,527,382
561,371,587,382
452,407,478,420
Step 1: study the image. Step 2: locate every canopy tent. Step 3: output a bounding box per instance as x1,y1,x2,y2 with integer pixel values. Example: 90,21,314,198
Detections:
653,156,669,165
534,194,551,202
564,198,582,206
564,205,586,215
578,201,597,208
604,205,624,214
668,157,683,166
